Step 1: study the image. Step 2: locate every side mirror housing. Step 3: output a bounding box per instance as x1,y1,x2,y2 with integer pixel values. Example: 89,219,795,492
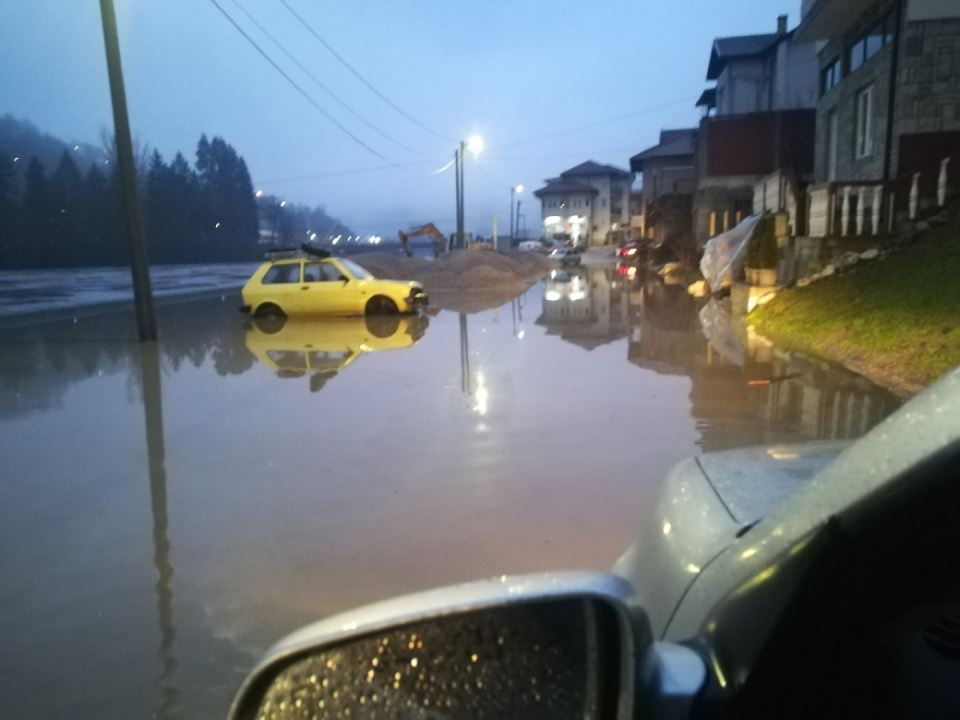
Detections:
228,572,692,719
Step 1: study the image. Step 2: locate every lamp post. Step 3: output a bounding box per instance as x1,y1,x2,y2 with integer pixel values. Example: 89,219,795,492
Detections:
455,135,484,249
510,184,524,247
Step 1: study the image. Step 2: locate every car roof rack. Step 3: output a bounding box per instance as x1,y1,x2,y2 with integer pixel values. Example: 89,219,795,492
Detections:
300,243,332,259
263,247,302,260
263,243,333,261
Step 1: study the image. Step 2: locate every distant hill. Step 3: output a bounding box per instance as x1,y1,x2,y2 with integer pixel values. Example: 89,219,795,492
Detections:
0,115,107,189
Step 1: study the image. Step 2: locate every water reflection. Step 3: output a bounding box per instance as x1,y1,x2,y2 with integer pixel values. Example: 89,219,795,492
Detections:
245,314,429,393
136,342,178,716
539,264,900,450
536,267,629,350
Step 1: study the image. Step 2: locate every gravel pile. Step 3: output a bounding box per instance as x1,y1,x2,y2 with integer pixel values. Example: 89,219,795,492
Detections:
349,249,551,312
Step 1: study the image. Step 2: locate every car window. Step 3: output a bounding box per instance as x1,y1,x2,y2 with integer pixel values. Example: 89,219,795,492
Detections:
266,350,307,370
304,262,347,282
262,264,301,284
308,350,352,371
302,263,323,282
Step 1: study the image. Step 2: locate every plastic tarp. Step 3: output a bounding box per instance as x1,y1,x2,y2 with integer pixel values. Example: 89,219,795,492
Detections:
699,298,746,367
699,215,761,291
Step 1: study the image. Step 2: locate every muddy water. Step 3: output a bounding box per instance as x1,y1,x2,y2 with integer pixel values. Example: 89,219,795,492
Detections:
0,265,898,718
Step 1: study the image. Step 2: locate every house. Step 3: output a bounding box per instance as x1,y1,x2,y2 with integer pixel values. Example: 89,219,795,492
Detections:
796,0,960,236
692,15,819,245
629,128,698,256
534,161,632,247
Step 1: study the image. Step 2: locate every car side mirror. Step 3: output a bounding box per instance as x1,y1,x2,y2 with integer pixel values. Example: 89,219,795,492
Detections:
341,277,349,285
228,572,702,719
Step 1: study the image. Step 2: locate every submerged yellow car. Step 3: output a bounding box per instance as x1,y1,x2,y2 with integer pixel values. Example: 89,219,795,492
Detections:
245,314,429,392
241,251,428,318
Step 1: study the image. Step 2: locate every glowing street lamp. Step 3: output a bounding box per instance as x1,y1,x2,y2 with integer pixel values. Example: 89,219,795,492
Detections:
454,134,484,249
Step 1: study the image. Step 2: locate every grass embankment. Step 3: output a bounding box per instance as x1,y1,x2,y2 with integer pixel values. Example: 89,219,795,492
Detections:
752,226,960,396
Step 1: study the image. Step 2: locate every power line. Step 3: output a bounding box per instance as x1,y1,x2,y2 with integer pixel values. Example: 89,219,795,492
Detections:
228,0,431,159
278,0,454,142
258,159,431,185
495,94,698,149
206,0,395,164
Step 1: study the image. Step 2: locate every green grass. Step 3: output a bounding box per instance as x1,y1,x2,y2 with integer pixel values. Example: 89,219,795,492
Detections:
752,226,960,395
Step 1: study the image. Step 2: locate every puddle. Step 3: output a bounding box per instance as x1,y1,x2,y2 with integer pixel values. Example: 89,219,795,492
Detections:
0,264,898,718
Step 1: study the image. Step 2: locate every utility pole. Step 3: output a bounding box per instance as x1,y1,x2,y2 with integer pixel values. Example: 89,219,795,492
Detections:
99,0,157,341
457,140,466,249
492,215,498,250
454,147,463,250
510,188,516,245
515,200,522,241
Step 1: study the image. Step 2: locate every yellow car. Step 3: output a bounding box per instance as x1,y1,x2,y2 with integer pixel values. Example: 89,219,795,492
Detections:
241,253,428,318
245,314,429,392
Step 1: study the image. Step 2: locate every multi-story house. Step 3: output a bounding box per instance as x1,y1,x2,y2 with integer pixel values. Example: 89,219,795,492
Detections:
534,161,632,247
692,15,820,245
797,0,960,236
629,128,698,255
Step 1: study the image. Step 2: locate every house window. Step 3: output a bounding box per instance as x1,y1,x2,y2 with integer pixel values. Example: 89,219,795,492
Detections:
585,198,590,207
821,58,840,95
601,198,607,207
847,15,892,73
855,85,874,159
709,211,717,237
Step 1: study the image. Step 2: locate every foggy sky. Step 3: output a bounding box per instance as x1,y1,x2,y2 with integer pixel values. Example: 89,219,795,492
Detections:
1,0,798,237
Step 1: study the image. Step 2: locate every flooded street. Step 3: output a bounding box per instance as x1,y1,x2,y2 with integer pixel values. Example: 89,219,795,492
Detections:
0,264,899,719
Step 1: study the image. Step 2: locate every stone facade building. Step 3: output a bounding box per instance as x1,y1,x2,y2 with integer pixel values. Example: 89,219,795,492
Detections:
798,0,960,235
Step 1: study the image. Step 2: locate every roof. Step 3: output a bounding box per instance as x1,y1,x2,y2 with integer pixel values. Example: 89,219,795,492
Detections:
560,160,632,179
706,33,781,79
629,129,698,173
696,87,717,109
533,179,599,197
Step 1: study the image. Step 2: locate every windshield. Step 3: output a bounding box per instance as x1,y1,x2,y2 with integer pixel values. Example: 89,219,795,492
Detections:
339,258,373,280
1,1,958,718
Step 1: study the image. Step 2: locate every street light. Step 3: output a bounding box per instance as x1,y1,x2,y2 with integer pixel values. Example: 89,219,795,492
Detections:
510,184,524,245
454,135,484,249
466,134,485,157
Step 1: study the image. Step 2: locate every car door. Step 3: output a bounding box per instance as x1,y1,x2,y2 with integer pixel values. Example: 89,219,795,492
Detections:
302,261,349,315
260,261,303,313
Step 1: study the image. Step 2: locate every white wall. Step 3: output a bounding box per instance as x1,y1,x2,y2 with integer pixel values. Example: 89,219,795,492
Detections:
716,58,770,115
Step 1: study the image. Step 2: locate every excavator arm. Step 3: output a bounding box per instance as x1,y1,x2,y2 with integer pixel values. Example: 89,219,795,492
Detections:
398,223,448,258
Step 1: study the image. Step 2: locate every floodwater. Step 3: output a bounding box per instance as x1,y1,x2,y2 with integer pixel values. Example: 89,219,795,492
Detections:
0,263,899,718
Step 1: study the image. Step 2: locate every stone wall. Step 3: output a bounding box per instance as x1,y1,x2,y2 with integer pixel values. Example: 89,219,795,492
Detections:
893,17,960,174
813,1,960,183
814,0,896,183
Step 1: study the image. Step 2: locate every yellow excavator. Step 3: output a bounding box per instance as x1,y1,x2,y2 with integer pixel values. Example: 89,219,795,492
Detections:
398,223,448,258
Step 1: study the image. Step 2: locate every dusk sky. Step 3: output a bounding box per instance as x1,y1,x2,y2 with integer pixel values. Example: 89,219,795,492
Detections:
2,0,799,237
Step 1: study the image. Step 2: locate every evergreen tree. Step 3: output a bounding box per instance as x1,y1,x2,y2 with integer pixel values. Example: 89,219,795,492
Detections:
22,157,51,267
50,151,83,265
0,154,18,267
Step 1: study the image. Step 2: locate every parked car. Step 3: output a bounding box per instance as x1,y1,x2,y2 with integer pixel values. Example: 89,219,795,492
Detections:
518,240,544,252
241,247,427,318
549,247,582,266
229,369,960,720
617,240,642,260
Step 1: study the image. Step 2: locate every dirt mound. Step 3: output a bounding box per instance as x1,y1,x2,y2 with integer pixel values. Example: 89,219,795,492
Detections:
344,249,549,312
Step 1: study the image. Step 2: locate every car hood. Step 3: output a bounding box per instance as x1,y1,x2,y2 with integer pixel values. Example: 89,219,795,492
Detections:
614,441,847,638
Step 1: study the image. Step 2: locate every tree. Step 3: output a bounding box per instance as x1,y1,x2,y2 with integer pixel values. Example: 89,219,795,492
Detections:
49,151,83,265
21,157,51,267
0,154,19,267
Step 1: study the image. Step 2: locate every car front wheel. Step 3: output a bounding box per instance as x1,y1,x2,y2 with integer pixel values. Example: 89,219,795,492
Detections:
365,296,398,316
